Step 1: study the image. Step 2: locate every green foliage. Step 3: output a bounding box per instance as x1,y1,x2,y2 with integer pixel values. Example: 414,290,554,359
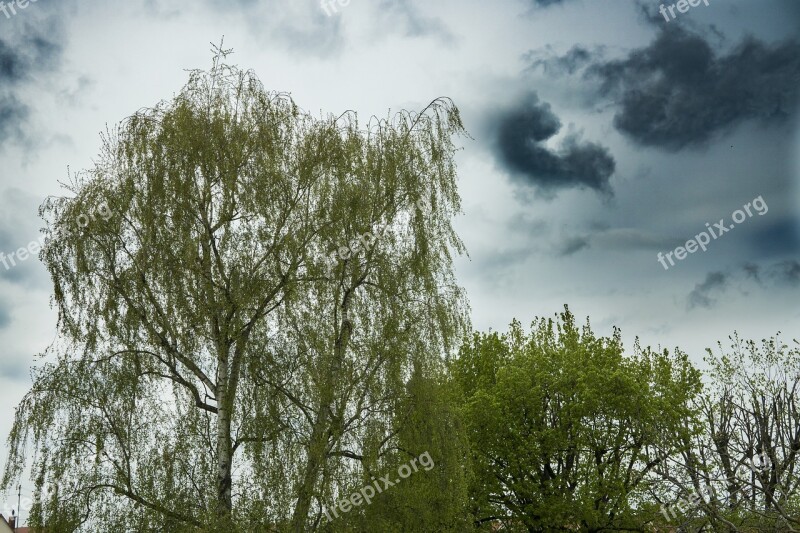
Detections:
3,46,470,532
452,306,703,531
347,363,471,532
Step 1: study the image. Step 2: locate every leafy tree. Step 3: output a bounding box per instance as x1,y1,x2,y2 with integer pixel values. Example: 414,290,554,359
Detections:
350,366,470,533
452,307,702,532
2,45,470,532
332,362,471,532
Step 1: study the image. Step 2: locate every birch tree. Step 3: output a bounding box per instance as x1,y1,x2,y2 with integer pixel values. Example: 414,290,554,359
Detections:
2,46,470,532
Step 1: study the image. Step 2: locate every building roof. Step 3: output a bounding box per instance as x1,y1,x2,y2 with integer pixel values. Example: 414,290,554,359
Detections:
0,514,14,533
0,513,31,532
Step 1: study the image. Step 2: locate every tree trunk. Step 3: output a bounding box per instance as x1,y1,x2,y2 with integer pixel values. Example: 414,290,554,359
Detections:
217,355,234,519
292,410,331,532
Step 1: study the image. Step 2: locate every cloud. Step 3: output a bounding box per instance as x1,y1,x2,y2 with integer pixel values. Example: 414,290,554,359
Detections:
529,0,569,6
559,236,590,256
749,218,800,257
0,350,29,381
0,305,10,329
688,271,728,309
0,13,66,146
592,227,679,251
688,260,800,309
376,0,454,42
743,262,761,281
749,259,800,287
0,94,28,144
492,93,616,194
525,45,596,76
199,0,345,58
589,26,800,150
0,188,48,287
770,260,800,286
557,227,678,256
0,35,61,84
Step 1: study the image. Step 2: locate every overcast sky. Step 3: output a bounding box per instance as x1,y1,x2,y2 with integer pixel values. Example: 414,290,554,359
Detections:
0,0,798,511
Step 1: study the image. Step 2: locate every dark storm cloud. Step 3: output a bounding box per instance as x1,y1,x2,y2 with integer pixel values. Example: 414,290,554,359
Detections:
0,31,62,82
743,262,761,281
688,260,800,309
688,271,728,309
0,18,65,145
530,0,569,6
589,26,800,150
770,260,800,286
0,35,61,85
742,260,800,287
0,37,43,142
492,93,616,194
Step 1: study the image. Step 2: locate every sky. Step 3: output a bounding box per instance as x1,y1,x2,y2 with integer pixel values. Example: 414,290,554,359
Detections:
0,0,798,515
